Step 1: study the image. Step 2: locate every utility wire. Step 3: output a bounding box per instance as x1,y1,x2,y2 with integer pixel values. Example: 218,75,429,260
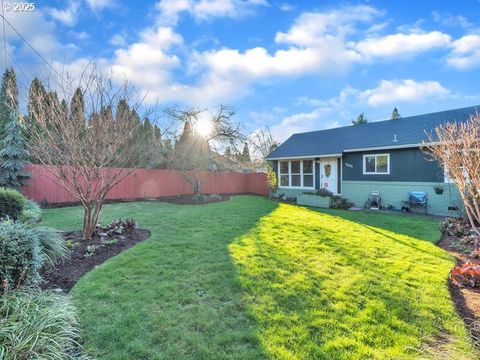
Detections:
1,1,7,69
0,12,64,82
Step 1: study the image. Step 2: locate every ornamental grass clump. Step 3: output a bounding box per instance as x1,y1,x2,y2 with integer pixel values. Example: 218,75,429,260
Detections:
0,290,86,360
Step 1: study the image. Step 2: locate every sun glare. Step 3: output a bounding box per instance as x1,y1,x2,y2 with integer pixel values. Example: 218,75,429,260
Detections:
196,114,214,137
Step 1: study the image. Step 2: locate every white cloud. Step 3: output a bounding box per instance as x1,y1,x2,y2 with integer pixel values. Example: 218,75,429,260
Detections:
46,1,80,27
359,79,449,106
447,34,480,70
354,31,452,59
5,8,71,58
431,11,473,29
155,0,268,25
85,0,115,11
278,3,294,12
70,31,89,41
108,27,184,101
176,5,380,103
274,5,381,46
110,34,127,47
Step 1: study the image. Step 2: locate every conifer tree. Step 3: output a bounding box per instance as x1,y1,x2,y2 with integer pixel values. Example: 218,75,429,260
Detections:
0,114,31,188
0,68,18,141
391,107,401,119
240,142,251,163
352,113,368,125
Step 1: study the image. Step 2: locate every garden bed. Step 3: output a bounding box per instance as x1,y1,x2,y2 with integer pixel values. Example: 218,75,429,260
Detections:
41,228,150,292
158,194,230,205
438,235,480,346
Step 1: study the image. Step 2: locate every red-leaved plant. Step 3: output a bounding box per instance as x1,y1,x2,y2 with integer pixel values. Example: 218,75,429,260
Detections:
450,261,480,287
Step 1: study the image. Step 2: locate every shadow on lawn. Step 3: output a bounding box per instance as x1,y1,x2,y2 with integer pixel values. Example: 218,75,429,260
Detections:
70,196,280,360
312,207,443,243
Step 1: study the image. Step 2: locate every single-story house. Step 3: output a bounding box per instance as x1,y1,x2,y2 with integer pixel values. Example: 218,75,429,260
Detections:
266,105,479,216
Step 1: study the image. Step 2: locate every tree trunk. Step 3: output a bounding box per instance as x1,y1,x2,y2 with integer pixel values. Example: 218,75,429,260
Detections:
82,200,104,240
83,204,94,240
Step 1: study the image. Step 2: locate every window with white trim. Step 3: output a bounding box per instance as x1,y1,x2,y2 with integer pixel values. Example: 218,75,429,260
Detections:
279,161,289,186
278,159,315,188
363,154,390,174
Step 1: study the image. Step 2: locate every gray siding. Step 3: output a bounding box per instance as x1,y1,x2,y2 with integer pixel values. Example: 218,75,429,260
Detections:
342,147,444,182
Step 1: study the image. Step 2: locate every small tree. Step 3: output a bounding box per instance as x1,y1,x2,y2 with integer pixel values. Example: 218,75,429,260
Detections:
424,112,480,239
391,107,401,119
168,105,244,194
239,142,251,163
352,113,368,125
24,71,146,240
0,115,31,188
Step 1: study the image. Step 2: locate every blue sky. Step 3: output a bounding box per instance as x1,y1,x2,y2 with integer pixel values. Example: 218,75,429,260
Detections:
4,0,480,140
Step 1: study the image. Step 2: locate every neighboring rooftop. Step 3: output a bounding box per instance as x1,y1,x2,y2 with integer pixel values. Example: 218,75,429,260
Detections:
267,105,480,159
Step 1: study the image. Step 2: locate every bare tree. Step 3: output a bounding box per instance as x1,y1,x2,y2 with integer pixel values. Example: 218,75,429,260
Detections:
424,112,480,239
249,126,279,160
167,105,245,195
24,71,147,240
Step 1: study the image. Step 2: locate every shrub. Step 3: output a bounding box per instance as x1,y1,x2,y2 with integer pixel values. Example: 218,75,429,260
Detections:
0,188,26,220
315,188,333,197
330,195,354,210
33,227,69,267
0,291,86,359
19,200,42,224
265,163,277,194
192,193,207,204
0,220,42,292
209,193,222,201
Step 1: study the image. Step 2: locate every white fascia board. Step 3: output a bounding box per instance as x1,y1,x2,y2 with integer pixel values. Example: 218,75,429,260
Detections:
343,143,426,152
266,153,342,160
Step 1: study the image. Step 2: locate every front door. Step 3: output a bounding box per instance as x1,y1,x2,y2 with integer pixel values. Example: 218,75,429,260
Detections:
319,158,338,194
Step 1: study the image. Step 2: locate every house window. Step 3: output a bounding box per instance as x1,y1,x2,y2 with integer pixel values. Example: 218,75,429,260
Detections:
279,161,289,186
278,159,315,188
363,154,390,175
303,160,313,187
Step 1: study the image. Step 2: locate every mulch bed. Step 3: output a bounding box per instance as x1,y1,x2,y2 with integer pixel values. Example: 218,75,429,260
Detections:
40,228,150,292
40,193,243,208
158,194,230,205
438,235,480,348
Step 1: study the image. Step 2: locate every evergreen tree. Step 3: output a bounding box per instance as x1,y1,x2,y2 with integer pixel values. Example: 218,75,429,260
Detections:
70,87,85,128
161,138,173,168
0,114,31,188
27,78,47,123
240,142,251,163
0,68,18,141
352,113,368,125
224,146,232,160
142,118,155,168
27,78,47,163
391,107,401,119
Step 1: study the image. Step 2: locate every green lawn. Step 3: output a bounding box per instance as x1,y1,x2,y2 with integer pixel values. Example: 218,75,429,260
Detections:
42,196,477,359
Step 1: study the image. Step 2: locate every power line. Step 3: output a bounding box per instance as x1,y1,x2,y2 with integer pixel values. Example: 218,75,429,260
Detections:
0,12,63,82
1,1,7,70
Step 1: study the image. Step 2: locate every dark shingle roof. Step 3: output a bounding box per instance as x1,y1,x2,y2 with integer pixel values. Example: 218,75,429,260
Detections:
267,105,479,159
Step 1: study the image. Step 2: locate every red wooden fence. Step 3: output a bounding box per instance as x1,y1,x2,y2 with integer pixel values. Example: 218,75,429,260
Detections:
21,165,269,204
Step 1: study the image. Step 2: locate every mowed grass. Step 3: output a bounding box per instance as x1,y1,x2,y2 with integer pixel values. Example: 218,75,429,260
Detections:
42,196,477,359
